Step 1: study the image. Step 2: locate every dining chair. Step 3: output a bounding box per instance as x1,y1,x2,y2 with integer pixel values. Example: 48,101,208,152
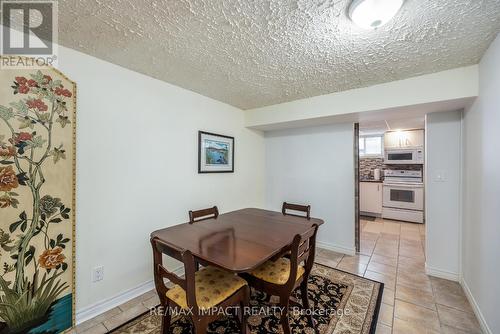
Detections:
282,202,311,220
150,237,249,334
241,224,319,334
189,206,219,224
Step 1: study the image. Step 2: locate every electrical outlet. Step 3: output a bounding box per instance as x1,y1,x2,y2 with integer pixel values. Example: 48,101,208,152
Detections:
92,266,104,282
434,170,447,182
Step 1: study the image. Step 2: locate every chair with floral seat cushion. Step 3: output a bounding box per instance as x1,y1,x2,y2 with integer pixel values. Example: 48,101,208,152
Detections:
187,206,219,270
282,202,311,220
189,206,219,224
241,224,319,334
166,265,247,310
151,237,249,334
249,257,305,285
274,203,311,266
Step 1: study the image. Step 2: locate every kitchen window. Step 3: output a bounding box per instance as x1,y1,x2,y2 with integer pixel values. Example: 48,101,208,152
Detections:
359,135,383,157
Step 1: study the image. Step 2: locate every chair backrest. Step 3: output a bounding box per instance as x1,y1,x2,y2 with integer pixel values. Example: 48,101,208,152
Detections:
282,202,311,220
189,206,219,224
150,237,199,312
284,224,319,287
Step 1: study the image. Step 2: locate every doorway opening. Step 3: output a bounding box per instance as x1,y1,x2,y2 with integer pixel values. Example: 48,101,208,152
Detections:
354,117,426,260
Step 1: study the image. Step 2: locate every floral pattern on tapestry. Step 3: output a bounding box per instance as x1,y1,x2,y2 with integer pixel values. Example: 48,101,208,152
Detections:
0,63,75,334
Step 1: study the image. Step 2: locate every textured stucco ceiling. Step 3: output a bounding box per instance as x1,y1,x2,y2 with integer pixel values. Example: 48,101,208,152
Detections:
59,0,500,109
360,117,425,133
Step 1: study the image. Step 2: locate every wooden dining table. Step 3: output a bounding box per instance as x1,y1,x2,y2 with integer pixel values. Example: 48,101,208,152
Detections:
150,208,324,273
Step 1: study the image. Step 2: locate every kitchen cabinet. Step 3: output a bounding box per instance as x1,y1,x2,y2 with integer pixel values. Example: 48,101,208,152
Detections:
360,182,383,216
384,129,424,148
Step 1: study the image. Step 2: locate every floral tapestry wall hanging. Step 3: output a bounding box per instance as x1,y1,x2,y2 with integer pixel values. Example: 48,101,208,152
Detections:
0,58,76,333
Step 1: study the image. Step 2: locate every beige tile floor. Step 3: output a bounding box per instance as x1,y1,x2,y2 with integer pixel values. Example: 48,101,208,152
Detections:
346,217,481,334
75,218,482,334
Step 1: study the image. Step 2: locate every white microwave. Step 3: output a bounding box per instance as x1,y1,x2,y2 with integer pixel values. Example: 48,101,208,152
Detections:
384,147,424,164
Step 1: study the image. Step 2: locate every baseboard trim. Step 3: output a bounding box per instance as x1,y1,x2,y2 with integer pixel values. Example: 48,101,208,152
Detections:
317,241,356,256
425,264,459,281
75,280,154,325
360,212,381,218
460,278,492,334
76,266,183,325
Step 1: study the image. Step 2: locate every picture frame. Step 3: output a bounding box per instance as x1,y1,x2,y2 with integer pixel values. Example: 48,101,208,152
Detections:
198,131,234,173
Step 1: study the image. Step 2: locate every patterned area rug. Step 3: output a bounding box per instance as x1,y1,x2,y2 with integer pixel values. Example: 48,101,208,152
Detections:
111,264,383,334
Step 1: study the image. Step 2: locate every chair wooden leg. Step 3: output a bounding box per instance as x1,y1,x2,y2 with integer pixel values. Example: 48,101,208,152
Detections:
161,301,171,334
300,281,314,327
279,300,291,334
240,286,250,334
193,319,207,334
300,281,310,309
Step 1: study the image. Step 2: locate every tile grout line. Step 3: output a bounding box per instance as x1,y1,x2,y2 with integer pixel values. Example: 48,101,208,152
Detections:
432,281,445,332
367,222,391,330
392,223,401,332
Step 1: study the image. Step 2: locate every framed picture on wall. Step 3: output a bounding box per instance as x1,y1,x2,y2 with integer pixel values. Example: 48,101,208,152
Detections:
198,131,234,173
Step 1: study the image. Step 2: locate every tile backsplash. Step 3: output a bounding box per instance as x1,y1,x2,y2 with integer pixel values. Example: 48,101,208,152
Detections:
360,157,423,179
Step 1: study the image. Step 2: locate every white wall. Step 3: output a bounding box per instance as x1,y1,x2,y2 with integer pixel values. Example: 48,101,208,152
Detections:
425,110,462,280
462,33,500,334
265,124,355,254
55,46,265,312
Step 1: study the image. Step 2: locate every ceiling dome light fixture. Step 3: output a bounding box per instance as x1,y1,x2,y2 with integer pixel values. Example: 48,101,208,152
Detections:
349,0,404,30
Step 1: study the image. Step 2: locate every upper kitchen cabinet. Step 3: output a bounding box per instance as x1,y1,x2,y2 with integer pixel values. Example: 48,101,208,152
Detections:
384,129,424,148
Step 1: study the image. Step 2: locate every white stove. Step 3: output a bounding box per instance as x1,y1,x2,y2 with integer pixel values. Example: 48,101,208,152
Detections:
382,170,424,223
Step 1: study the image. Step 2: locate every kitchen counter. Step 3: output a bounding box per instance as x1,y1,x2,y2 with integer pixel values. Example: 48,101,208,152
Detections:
360,179,383,183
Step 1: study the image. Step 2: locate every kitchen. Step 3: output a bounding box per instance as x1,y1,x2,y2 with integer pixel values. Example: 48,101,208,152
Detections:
359,119,425,225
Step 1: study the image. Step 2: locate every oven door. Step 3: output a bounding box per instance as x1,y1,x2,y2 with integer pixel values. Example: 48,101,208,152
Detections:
383,184,424,210
384,149,416,164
